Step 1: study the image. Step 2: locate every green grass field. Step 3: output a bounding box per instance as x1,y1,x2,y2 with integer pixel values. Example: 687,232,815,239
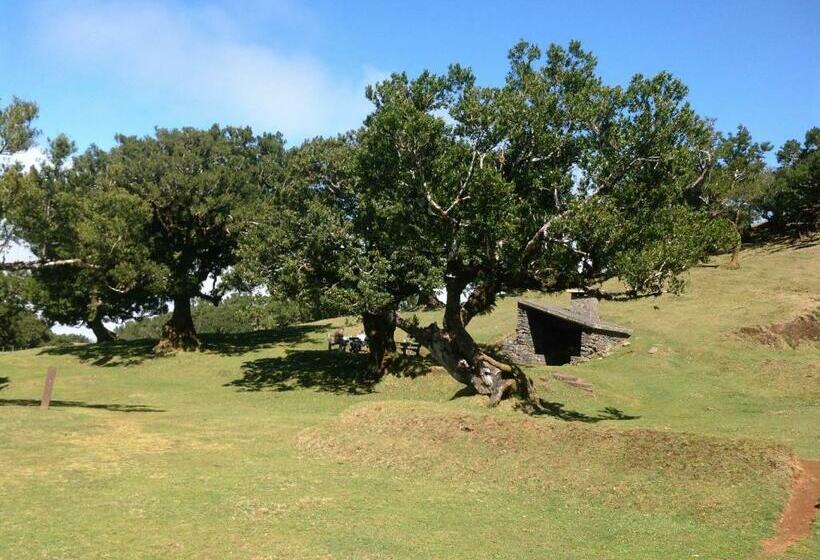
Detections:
1,239,818,559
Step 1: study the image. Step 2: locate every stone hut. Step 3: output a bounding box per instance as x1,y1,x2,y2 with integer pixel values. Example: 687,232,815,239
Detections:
502,292,631,365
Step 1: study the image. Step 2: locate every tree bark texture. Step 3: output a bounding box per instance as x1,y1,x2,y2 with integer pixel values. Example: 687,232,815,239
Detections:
155,295,199,351
362,311,397,381
396,279,532,406
88,315,116,343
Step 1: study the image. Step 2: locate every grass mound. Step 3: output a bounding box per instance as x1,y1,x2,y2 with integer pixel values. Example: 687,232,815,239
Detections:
300,401,793,524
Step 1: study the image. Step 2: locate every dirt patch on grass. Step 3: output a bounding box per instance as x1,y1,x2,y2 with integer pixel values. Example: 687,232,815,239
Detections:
761,459,820,555
738,312,820,349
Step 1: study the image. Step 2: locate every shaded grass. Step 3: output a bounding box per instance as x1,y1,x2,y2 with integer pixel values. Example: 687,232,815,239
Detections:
0,398,164,412
229,350,374,394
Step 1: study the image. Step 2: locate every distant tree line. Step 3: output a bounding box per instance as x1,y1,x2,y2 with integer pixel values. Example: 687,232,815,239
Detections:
1,42,816,403
115,295,308,340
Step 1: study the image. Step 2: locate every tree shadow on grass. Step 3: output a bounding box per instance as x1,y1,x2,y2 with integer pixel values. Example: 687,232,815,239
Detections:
746,229,818,253
449,383,639,423
0,399,164,412
525,400,640,423
38,324,327,367
200,325,325,356
227,349,375,395
38,338,159,367
387,354,436,379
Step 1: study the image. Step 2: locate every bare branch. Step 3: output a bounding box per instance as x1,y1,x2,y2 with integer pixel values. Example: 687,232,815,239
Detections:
521,217,556,263
684,150,713,191
197,289,225,306
0,258,92,272
424,190,451,222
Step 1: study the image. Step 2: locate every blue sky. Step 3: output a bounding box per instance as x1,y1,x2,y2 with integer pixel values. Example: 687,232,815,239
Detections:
1,0,818,157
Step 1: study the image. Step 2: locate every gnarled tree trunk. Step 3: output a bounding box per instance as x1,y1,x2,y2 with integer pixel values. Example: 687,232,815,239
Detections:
395,279,532,406
88,315,116,343
362,310,397,382
155,295,199,352
87,293,116,343
727,241,741,269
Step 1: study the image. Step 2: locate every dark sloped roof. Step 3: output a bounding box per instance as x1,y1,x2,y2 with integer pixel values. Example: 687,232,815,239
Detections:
518,300,632,337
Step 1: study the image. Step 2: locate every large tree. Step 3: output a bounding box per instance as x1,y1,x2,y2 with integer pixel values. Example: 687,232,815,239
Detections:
1,97,39,252
766,127,819,234
0,97,51,349
353,41,728,403
233,133,441,379
106,125,286,350
703,125,772,268
1,136,162,342
0,274,51,350
238,42,730,401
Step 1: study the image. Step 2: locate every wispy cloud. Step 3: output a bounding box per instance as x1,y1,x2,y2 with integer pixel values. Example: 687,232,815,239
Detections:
34,1,382,141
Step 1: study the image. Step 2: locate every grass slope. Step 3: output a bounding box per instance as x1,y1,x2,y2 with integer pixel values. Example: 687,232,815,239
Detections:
0,240,817,559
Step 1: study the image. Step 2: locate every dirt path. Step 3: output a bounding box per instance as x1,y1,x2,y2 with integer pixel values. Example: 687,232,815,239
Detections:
761,459,820,555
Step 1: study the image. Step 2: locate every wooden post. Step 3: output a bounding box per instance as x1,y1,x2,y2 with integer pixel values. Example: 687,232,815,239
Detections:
40,367,57,410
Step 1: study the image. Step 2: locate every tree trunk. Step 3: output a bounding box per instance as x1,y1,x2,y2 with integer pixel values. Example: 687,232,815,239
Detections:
88,315,116,343
362,311,397,382
87,293,116,343
155,295,199,352
727,241,741,269
395,279,532,406
726,220,742,269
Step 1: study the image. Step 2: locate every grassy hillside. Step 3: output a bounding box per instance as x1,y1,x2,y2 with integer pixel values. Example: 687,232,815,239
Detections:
1,240,817,559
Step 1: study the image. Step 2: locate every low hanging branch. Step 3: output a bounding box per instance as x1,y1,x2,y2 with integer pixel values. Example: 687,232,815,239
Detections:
0,258,92,272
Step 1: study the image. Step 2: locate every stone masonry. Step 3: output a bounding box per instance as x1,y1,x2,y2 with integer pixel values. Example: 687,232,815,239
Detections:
502,293,631,365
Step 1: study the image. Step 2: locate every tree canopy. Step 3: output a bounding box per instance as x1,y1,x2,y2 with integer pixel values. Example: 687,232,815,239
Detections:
1,136,162,341
102,125,287,350
703,125,772,268
766,127,819,233
237,41,736,401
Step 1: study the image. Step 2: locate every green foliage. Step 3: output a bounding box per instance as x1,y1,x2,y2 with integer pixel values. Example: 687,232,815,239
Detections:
766,127,819,233
1,97,40,252
107,126,286,306
232,134,363,318
3,125,287,346
0,275,50,349
1,138,162,331
115,295,307,340
355,40,727,305
703,125,773,241
45,332,91,346
0,97,39,155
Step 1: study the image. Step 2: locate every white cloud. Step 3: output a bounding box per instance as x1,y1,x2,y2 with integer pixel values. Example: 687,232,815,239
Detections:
36,1,382,140
0,145,48,171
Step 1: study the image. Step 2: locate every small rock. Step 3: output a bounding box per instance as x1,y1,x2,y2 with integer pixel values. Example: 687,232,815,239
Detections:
622,341,631,347
648,346,658,354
